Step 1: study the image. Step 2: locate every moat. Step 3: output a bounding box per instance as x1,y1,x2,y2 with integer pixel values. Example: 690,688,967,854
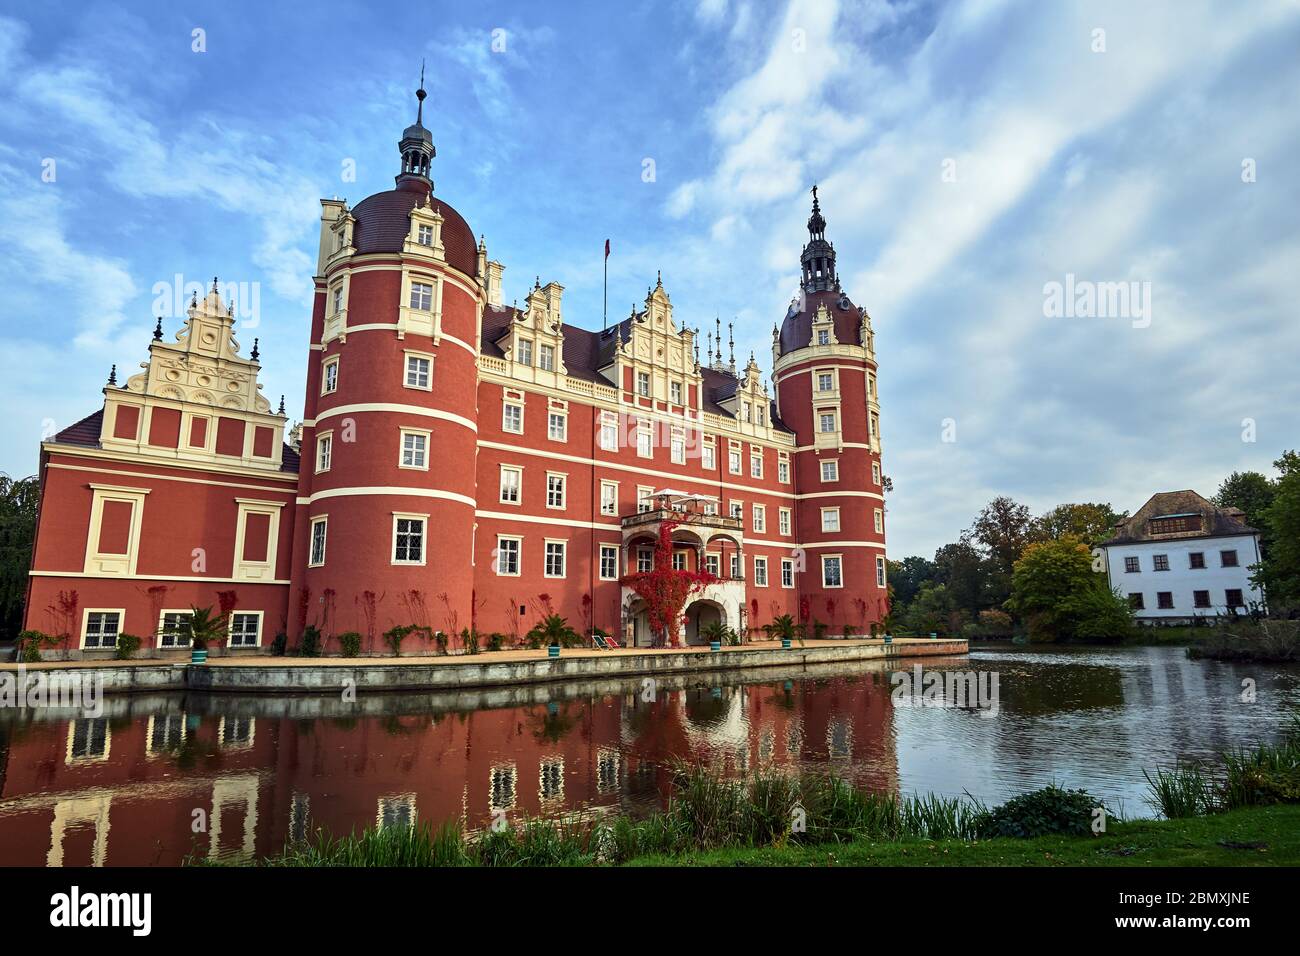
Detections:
1,645,1297,866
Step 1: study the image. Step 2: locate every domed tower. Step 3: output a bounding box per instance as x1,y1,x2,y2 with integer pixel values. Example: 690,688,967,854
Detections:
773,188,887,631
289,79,482,648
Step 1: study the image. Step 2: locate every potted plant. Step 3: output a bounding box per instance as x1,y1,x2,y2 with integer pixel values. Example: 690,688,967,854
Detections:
701,621,729,653
526,613,580,659
767,613,798,649
180,605,228,665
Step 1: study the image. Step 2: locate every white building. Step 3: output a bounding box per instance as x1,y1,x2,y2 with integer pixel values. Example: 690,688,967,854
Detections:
1101,490,1265,623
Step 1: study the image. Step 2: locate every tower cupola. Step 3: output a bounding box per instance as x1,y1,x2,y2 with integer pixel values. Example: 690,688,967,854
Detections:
800,185,838,293
396,67,435,190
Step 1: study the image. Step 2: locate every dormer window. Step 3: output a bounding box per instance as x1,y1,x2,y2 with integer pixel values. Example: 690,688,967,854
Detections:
539,343,555,372
409,281,433,311
417,224,433,246
332,288,343,316
817,329,830,346
516,339,533,366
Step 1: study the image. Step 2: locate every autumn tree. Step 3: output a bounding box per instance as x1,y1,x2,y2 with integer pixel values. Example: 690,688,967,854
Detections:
620,520,717,647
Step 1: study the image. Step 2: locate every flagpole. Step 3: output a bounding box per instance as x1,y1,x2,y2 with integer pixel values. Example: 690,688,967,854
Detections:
603,240,608,330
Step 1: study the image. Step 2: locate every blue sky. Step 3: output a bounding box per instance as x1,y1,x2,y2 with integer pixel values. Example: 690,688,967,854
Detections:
1,0,1297,558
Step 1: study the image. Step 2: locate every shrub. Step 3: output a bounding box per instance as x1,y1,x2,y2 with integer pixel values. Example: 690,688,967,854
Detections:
337,632,362,657
383,624,417,657
459,628,479,655
17,629,50,662
486,632,505,652
115,633,142,660
977,609,1014,638
525,614,582,649
271,632,288,655
972,785,1104,839
299,625,322,657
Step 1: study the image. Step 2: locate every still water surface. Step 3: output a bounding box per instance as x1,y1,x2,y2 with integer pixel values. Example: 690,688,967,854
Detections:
1,646,1296,866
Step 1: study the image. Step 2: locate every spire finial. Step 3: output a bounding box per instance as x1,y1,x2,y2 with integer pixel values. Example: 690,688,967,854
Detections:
211,276,219,294
107,364,117,386
656,269,662,288
728,321,735,373
278,395,286,415
251,337,260,361
416,60,427,125
153,316,163,341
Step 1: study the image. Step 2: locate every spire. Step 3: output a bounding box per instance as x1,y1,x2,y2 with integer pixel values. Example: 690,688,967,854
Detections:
278,395,286,415
107,364,117,386
728,321,735,375
800,184,838,293
714,316,723,368
251,337,260,361
153,316,163,341
396,66,436,190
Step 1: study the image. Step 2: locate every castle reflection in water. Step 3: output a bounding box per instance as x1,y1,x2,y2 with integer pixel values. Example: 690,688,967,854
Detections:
0,661,902,866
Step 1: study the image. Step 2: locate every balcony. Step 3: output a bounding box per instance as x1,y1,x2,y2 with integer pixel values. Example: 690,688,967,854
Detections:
621,507,742,534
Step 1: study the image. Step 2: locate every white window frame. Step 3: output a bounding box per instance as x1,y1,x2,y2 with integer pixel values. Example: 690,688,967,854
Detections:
670,430,686,465
820,459,839,482
539,342,556,372
778,457,790,484
315,431,333,473
309,515,328,567
670,380,683,404
600,480,619,516
822,554,844,589
158,609,194,649
546,472,567,510
547,410,568,442
636,422,653,459
83,484,149,577
750,453,763,479
499,465,523,505
404,351,433,391
599,543,619,581
779,507,792,536
80,608,124,650
752,504,766,533
704,553,720,576
391,513,428,566
599,411,618,451
821,507,841,533
321,356,340,395
637,485,654,514
417,223,434,246
637,547,654,573
502,401,524,434
496,535,522,577
399,427,431,471
409,280,434,311
636,370,651,398
233,498,284,582
228,611,263,648
872,461,881,485
754,556,769,587
702,441,716,471
876,556,887,587
781,558,795,589
728,448,742,474
515,338,533,367
819,410,837,434
874,508,884,533
544,539,567,579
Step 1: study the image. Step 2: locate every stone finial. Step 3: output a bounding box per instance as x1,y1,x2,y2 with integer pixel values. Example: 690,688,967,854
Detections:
251,337,260,361
107,364,117,386
154,316,163,341
278,395,286,415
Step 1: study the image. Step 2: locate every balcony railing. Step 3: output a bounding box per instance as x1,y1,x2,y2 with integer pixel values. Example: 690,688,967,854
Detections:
620,508,743,533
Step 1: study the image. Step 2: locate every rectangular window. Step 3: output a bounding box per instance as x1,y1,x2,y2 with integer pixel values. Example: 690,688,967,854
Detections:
636,424,652,458
309,517,327,566
546,473,566,510
393,516,426,565
1129,593,1145,610
730,553,741,580
496,536,520,576
1193,590,1211,608
730,501,743,521
1189,552,1205,569
1153,554,1170,571
750,453,763,478
781,558,794,588
670,381,683,404
1225,589,1245,607
671,431,686,464
705,554,720,576
821,460,838,482
702,443,716,470
637,486,653,514
754,557,768,587
229,612,261,648
1124,556,1140,573
499,466,522,504
728,449,741,474
544,541,566,578
876,556,886,587
69,718,109,760
332,287,343,315
817,372,834,392
548,411,567,441
159,610,194,648
539,343,555,372
703,499,718,516
821,508,840,533
672,551,686,571
599,413,618,451
872,462,881,485
600,481,618,516
502,402,523,434
817,329,830,346
516,339,533,366
819,411,837,433
1221,550,1239,568
874,508,884,534
405,354,431,389
778,459,790,483
316,434,332,473
1156,592,1174,609
400,430,428,469
752,505,766,533
779,508,791,536
637,371,650,397
322,358,339,395
637,548,653,573
83,611,121,649
417,223,433,246
599,544,619,581
409,281,434,311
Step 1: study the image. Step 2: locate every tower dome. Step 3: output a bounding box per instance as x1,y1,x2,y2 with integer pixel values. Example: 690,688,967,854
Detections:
776,188,863,356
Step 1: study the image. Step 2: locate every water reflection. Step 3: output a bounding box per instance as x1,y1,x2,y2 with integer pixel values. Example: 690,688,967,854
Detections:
1,647,1296,866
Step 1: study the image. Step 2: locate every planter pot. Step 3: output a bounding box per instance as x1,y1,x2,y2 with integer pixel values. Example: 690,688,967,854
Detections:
929,632,938,639
781,638,793,649
547,645,560,659
709,641,721,652
883,634,893,644
190,648,208,665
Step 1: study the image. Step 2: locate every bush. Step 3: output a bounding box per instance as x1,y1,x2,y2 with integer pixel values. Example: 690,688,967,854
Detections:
459,628,479,655
977,609,1013,638
115,633,142,660
486,632,505,652
337,632,362,657
17,629,50,662
972,785,1105,839
299,625,322,657
271,632,288,655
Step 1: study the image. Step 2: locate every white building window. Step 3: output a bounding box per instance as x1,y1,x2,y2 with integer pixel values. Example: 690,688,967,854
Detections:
781,558,795,588
548,411,567,441
672,551,687,571
546,473,566,510
322,357,339,395
702,443,716,470
779,508,792,536
730,501,743,521
158,610,194,648
82,610,121,649
539,343,556,372
499,466,522,504
819,411,837,433
637,486,653,514
730,552,742,580
315,433,332,473
754,557,769,587
874,508,884,533
600,480,618,516
637,547,653,572
332,287,344,315
417,223,433,246
823,555,843,588
400,429,429,470
752,504,766,533
544,541,566,578
516,339,533,366
821,459,838,482
309,517,328,566
393,515,426,565
817,328,830,346
822,508,840,533
502,402,524,434
409,281,434,311
229,612,261,648
636,423,652,458
670,431,686,464
817,371,834,392
705,554,720,576
728,449,741,474
496,536,521,576
599,544,619,580
778,459,790,483
872,461,881,485
876,556,887,587
750,453,763,478
599,412,618,451
405,354,432,390
637,371,651,397
670,381,683,404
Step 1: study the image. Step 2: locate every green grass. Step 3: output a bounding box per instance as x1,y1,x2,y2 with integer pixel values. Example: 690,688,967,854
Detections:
621,804,1300,867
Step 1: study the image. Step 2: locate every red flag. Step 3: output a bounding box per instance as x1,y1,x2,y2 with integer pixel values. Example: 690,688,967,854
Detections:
604,239,611,259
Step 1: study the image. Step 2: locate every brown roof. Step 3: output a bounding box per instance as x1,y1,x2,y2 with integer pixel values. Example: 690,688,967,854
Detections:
1101,489,1259,546
351,181,478,278
778,289,864,355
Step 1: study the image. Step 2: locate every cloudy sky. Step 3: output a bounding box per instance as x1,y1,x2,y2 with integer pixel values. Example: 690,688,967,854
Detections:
0,0,1296,559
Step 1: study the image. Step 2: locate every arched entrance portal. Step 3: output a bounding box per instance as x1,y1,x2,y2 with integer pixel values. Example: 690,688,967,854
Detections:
684,599,726,646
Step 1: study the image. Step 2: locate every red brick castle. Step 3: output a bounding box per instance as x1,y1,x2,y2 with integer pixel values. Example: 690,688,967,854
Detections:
24,85,888,655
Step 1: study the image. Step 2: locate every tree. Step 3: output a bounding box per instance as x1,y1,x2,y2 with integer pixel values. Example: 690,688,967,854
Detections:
904,582,965,636
887,555,937,610
1032,502,1124,548
1256,468,1300,608
933,540,995,615
0,474,39,642
968,496,1034,577
1005,536,1095,642
620,520,717,647
525,613,582,649
1215,471,1276,554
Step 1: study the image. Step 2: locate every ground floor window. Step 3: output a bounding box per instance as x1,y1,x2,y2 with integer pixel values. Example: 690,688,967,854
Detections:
229,612,262,648
823,555,843,588
1128,593,1145,610
1193,590,1211,609
82,610,121,649
754,557,768,587
393,515,426,564
1225,589,1245,607
1157,592,1174,609
781,558,794,588
159,610,193,648
544,541,566,578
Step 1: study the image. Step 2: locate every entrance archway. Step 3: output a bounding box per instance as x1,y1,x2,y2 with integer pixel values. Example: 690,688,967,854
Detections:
684,599,726,646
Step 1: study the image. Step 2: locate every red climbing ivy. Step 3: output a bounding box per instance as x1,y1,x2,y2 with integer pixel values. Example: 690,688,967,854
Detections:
621,519,718,648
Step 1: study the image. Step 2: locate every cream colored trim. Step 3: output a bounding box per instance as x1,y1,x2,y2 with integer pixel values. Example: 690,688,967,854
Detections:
308,515,328,568
46,461,296,491
475,510,620,532
391,511,429,566
800,540,887,550
84,486,148,576
795,441,873,453
79,607,126,650
32,570,291,584
233,499,283,582
495,533,523,577
227,609,264,648
398,427,433,471
299,486,477,508
821,553,845,589
795,490,885,502
311,403,477,434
